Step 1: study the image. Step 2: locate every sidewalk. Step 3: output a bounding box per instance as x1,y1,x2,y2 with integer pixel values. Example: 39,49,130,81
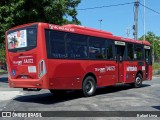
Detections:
0,73,8,78
152,70,160,78
153,70,160,76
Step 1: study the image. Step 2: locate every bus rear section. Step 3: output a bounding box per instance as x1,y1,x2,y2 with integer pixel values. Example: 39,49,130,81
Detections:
6,23,48,89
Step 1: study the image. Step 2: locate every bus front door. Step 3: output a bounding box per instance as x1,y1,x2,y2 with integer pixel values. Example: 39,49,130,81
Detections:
115,43,126,83
145,48,152,79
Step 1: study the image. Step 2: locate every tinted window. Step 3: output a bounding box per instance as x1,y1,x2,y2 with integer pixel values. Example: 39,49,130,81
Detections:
27,28,37,47
134,44,144,60
66,33,88,59
45,29,115,60
49,30,66,58
127,43,134,60
106,40,114,59
145,49,152,64
89,37,106,59
45,30,88,59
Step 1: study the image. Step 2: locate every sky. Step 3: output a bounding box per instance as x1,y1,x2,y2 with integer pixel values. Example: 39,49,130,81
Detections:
76,0,160,39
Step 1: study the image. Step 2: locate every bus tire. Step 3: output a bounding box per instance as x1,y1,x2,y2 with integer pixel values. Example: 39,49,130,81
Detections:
82,76,96,97
131,74,142,88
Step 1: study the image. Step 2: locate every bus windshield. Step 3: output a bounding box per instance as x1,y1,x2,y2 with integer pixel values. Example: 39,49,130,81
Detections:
7,27,37,52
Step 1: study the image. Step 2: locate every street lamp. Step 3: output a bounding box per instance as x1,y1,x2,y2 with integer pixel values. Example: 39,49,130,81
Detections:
98,19,103,30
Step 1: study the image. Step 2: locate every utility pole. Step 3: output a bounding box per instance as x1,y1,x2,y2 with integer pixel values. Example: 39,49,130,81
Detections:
143,0,146,41
133,0,139,40
98,19,103,30
152,39,155,63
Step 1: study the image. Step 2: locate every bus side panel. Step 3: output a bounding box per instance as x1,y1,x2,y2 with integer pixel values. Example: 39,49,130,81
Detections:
124,61,137,83
47,60,118,90
47,60,88,90
87,61,117,87
124,61,149,83
137,63,146,79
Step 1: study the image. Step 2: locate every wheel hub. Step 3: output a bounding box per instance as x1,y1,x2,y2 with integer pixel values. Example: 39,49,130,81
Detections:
85,81,94,94
136,77,141,85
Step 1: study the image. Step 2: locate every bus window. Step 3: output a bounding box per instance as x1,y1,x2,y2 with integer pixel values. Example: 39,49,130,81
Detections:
116,45,125,61
89,37,105,59
127,43,134,60
46,30,66,58
134,44,144,60
66,33,88,59
7,27,37,52
27,28,37,47
145,49,152,64
106,40,114,60
66,39,76,58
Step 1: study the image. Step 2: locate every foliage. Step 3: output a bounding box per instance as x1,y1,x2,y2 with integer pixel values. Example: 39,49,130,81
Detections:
0,0,81,63
0,0,81,43
139,32,160,61
0,68,7,73
0,43,5,63
153,63,160,70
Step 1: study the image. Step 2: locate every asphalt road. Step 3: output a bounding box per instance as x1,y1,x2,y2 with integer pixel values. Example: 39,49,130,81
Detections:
0,74,160,120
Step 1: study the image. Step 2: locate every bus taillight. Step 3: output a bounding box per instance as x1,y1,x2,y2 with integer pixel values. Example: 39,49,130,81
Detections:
6,63,11,77
38,60,46,78
41,60,43,71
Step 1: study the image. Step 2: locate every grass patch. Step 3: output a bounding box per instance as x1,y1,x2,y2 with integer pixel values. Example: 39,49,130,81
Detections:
153,63,160,70
0,69,7,75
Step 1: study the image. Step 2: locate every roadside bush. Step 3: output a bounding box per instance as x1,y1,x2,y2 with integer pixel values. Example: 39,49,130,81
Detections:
0,43,6,64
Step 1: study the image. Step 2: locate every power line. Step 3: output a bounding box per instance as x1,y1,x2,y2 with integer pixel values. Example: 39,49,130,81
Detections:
77,1,160,15
139,2,160,15
77,2,135,11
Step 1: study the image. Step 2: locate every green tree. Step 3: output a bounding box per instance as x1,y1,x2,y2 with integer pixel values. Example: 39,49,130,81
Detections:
0,0,81,43
0,0,81,64
139,32,160,62
0,43,5,63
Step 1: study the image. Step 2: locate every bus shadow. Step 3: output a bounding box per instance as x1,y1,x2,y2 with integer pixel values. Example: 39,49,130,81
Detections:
152,106,160,110
14,91,84,105
14,84,151,105
96,84,150,95
0,77,8,83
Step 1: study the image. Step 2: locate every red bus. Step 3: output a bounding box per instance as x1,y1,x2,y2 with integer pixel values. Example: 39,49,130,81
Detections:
6,22,152,97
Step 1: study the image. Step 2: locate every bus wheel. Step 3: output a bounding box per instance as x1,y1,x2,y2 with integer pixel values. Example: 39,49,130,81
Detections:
82,76,96,97
131,74,142,88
